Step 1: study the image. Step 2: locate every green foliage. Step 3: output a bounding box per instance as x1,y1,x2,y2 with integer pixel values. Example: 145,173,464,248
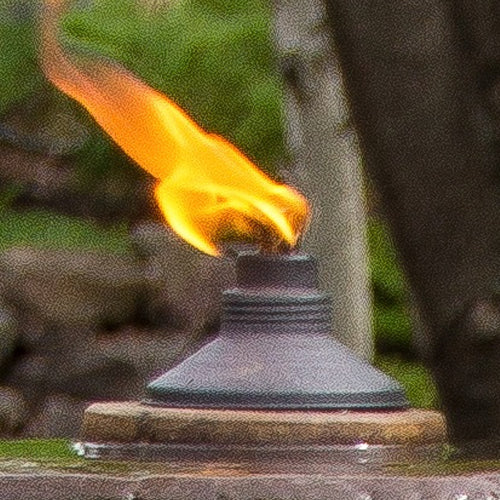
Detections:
0,208,132,255
0,0,285,186
375,355,439,409
0,1,420,368
368,216,413,353
0,1,43,114
62,0,286,172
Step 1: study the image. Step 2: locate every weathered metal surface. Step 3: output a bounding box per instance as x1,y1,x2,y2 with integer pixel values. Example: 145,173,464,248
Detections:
146,252,407,409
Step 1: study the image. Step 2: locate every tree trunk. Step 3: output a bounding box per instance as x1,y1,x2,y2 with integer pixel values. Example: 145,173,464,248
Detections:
325,0,500,448
273,0,373,359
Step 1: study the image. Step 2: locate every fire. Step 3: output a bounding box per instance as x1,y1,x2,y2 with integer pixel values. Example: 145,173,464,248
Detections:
40,0,309,256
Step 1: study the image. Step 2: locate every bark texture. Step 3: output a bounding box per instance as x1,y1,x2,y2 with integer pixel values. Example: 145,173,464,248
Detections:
325,0,500,446
273,0,373,359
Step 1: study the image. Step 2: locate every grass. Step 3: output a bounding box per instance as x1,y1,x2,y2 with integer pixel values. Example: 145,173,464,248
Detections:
375,355,439,409
0,208,132,255
0,439,74,460
0,439,143,477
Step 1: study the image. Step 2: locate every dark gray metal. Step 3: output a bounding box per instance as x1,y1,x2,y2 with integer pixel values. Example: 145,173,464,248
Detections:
146,252,408,409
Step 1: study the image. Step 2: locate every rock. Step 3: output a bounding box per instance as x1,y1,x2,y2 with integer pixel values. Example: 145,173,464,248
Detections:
0,247,145,327
82,402,447,447
0,386,27,434
8,324,137,401
0,230,236,438
0,301,17,367
6,354,48,389
42,326,188,400
6,323,187,403
131,222,235,337
22,393,87,438
12,314,47,351
95,326,189,389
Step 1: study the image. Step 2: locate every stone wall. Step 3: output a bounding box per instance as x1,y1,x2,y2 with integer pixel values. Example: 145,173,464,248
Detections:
0,222,234,437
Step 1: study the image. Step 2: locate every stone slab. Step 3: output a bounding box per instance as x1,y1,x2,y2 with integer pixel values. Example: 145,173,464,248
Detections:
81,401,447,446
0,468,498,500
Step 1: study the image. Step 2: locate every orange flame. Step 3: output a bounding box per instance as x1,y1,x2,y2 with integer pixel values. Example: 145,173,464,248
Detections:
40,0,309,256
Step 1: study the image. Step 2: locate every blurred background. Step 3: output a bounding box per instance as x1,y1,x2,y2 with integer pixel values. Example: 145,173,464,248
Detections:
0,0,453,438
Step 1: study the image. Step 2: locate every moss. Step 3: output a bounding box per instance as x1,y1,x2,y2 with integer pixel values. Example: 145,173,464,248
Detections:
0,439,74,460
385,458,500,476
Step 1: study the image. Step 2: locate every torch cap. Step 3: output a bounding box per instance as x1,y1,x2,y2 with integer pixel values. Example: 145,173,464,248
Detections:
236,251,318,290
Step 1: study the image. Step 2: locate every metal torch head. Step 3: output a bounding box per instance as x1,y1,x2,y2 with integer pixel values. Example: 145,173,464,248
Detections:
146,251,408,410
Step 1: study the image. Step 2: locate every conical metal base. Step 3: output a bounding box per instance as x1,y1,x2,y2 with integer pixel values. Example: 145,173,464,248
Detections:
146,252,408,410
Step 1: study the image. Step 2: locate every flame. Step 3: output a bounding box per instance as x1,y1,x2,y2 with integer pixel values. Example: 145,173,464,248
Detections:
40,0,309,256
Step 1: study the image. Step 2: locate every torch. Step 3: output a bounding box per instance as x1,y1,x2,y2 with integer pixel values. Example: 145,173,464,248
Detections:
41,0,446,456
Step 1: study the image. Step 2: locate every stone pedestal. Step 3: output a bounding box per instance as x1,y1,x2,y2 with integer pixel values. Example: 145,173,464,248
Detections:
40,402,500,499
81,401,446,447
0,462,499,500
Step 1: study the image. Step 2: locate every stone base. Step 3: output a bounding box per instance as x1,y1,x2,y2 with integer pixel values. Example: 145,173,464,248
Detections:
0,464,499,500
0,467,499,500
81,401,447,447
62,403,500,500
